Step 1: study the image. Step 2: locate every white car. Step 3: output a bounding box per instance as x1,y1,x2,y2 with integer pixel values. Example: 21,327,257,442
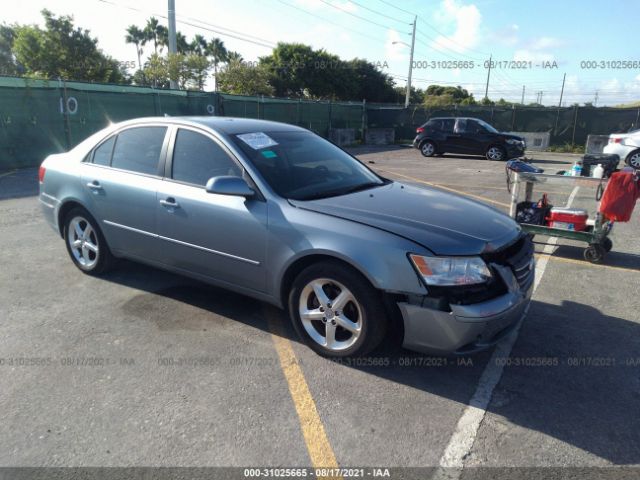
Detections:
603,129,640,168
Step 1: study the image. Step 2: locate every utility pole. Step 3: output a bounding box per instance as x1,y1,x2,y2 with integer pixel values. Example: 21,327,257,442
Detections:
484,54,492,100
168,0,178,90
558,73,566,108
405,16,417,108
594,91,599,106
521,85,525,104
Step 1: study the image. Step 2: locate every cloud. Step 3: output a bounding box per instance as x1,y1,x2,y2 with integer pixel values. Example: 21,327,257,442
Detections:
431,0,482,54
528,36,563,50
513,49,555,63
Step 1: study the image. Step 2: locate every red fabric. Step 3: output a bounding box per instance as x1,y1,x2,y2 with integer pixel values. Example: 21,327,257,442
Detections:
599,172,640,222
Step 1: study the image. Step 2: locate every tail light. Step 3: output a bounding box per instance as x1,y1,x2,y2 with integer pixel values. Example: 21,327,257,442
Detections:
609,137,622,144
38,165,46,183
416,127,424,134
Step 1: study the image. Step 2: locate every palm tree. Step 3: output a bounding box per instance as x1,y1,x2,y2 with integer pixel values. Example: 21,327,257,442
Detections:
190,34,208,56
125,25,145,71
226,51,243,63
176,32,189,54
206,37,228,91
156,25,169,52
144,17,162,54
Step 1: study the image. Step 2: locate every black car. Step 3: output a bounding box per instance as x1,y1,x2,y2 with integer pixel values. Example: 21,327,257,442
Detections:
412,117,526,161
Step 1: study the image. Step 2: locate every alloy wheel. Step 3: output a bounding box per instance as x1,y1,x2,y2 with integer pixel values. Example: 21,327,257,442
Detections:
298,278,362,351
67,216,99,269
487,146,504,161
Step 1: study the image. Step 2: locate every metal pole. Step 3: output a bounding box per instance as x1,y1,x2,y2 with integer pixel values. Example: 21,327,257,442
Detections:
168,0,178,90
405,16,417,108
571,105,578,147
361,99,366,142
521,85,525,105
558,73,566,108
484,55,492,100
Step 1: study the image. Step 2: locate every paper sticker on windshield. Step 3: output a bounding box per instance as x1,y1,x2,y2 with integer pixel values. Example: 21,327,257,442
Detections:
237,132,278,150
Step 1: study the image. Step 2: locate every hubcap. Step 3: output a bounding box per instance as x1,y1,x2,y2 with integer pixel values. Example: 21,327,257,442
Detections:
629,153,640,168
68,216,99,269
488,147,503,160
298,278,362,351
422,143,434,155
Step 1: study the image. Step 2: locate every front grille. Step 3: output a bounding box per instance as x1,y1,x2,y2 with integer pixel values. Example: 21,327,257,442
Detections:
483,235,535,291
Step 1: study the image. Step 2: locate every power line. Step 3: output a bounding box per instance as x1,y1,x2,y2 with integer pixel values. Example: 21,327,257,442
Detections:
317,0,393,30
346,0,409,25
375,0,416,17
274,0,382,43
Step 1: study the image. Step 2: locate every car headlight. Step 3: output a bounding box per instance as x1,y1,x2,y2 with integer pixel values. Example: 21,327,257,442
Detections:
409,254,492,286
506,139,524,146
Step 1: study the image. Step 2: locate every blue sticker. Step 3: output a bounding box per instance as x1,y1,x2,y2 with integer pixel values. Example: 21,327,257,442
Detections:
261,150,277,158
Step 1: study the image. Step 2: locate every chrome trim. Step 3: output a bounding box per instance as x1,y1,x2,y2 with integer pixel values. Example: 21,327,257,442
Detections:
103,220,157,238
102,220,260,266
40,192,60,204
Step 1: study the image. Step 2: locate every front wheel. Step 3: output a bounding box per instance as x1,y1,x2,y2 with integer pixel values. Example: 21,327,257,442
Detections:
584,244,605,264
288,262,387,357
63,207,114,275
486,145,506,161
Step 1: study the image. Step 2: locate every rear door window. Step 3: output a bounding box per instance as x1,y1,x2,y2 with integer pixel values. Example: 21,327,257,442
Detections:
92,136,115,166
111,127,167,175
441,119,455,133
454,119,467,134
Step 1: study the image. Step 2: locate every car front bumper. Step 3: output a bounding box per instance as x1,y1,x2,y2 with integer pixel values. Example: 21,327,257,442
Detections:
505,143,526,160
398,264,534,355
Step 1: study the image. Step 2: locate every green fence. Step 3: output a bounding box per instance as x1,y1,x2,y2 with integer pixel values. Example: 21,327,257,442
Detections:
2,75,640,170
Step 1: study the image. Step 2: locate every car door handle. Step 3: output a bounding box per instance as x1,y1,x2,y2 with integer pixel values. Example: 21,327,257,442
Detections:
160,197,180,208
86,181,103,191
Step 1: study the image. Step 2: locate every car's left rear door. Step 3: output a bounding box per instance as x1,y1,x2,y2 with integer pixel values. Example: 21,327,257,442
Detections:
156,127,268,294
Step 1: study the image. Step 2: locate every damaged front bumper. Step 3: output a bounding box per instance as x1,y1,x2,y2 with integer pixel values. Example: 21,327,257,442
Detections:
399,262,534,355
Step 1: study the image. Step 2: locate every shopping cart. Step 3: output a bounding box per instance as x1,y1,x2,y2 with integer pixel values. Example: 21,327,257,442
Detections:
507,171,614,263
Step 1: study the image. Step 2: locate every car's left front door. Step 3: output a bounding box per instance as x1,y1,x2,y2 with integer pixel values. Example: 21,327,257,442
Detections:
156,127,268,294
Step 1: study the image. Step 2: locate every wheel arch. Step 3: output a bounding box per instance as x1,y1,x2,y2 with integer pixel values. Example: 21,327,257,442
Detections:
625,148,640,167
57,199,91,238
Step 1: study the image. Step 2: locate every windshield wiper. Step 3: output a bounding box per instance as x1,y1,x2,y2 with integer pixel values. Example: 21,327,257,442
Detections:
295,182,383,201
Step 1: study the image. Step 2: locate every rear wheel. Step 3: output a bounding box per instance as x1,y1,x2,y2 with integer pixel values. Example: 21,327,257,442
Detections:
63,207,114,275
420,140,436,157
626,149,640,169
486,145,506,161
288,262,387,357
584,244,605,264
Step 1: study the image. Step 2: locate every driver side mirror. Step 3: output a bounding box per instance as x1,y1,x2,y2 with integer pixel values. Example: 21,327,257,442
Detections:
205,176,255,198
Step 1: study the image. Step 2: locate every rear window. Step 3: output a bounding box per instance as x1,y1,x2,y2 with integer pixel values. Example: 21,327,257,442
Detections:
92,137,115,166
111,127,167,175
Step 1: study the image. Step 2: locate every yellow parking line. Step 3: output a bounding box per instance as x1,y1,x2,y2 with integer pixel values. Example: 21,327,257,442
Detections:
267,314,341,474
535,253,640,273
378,168,510,208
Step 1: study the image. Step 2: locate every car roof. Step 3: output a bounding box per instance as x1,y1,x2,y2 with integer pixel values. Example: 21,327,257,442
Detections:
115,116,308,135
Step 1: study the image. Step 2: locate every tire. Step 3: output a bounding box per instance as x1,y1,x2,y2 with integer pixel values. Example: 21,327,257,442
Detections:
584,244,605,264
288,261,387,357
63,207,114,275
625,149,640,169
486,145,506,161
602,237,613,253
420,140,436,157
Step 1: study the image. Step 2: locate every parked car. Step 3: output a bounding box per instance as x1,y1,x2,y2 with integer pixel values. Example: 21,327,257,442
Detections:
39,117,534,357
603,129,640,169
413,117,526,161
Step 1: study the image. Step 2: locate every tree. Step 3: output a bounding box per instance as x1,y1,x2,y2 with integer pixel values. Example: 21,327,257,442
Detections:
125,25,145,71
190,34,208,56
393,86,424,104
206,37,228,91
226,51,243,62
0,24,17,75
142,53,168,88
12,10,125,82
144,17,162,54
217,59,274,96
423,85,476,107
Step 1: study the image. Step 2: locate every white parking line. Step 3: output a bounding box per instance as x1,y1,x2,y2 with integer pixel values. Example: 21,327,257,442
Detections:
435,186,578,478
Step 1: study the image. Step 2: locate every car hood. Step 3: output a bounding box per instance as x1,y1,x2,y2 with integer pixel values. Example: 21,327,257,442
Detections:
289,182,521,256
500,133,524,141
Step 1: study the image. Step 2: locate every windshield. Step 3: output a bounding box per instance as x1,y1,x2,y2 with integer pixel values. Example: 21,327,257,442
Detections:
231,131,385,200
476,119,499,133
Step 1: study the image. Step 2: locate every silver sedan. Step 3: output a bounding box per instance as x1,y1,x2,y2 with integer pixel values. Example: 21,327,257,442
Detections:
39,117,534,357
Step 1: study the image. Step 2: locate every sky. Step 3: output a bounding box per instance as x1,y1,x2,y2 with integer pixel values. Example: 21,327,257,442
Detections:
5,0,640,106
